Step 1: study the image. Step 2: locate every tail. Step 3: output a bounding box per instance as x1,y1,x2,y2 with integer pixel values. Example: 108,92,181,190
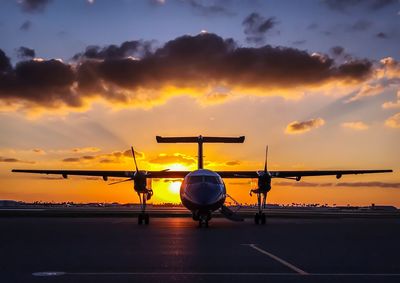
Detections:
156,135,245,169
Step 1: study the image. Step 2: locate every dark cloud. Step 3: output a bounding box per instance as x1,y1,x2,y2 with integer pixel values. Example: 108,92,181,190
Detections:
62,157,80,162
324,0,397,11
307,23,319,30
0,156,35,163
0,58,77,108
292,40,306,45
242,13,278,44
183,0,233,16
330,46,345,56
285,118,325,134
0,49,12,74
225,161,240,166
351,20,373,31
376,32,388,39
0,33,374,110
18,0,53,13
20,20,32,31
16,46,36,59
73,40,153,61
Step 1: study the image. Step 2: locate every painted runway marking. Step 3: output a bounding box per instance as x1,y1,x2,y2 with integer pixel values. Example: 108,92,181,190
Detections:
32,271,400,277
242,244,309,275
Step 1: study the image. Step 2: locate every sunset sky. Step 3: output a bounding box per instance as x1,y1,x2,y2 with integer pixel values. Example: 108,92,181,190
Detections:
0,0,399,207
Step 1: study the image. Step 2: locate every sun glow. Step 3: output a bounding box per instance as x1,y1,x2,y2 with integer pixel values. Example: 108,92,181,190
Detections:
169,181,182,194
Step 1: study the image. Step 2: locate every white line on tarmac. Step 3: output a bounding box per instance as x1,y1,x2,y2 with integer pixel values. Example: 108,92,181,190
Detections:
32,271,400,277
242,243,309,275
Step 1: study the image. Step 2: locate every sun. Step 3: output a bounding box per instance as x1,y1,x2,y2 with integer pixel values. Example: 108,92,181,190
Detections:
169,181,182,194
168,163,189,171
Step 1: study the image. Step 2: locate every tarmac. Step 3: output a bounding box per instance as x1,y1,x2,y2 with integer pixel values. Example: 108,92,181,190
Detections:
1,211,400,283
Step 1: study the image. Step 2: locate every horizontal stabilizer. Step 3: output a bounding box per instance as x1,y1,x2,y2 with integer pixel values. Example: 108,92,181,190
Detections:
156,136,245,143
220,205,244,222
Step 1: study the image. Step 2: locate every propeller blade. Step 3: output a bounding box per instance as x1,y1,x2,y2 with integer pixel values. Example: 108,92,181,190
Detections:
108,178,133,185
131,146,139,172
264,145,268,172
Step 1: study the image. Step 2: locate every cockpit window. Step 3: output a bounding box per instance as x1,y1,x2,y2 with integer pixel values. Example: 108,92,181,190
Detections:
204,176,220,184
187,175,222,184
188,176,203,184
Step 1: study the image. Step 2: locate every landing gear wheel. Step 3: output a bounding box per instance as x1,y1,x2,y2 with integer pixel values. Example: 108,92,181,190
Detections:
138,214,143,225
198,219,209,228
254,213,260,224
261,213,266,224
144,213,150,225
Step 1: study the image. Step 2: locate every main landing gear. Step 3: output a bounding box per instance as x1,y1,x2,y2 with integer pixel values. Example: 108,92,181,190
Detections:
137,190,153,225
251,190,267,225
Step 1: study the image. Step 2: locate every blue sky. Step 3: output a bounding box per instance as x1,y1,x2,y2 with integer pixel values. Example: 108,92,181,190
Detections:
1,0,399,63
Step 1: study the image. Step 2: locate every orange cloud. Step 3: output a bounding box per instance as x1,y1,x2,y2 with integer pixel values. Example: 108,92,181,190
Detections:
285,118,325,134
341,121,369,130
385,112,400,128
382,91,400,109
0,156,35,164
148,153,196,166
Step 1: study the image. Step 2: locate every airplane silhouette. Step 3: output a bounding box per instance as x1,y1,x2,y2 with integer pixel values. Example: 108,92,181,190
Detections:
13,135,392,227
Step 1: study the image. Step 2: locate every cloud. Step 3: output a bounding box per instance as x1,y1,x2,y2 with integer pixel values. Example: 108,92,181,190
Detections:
20,20,32,31
61,149,144,163
183,0,233,16
382,91,400,109
307,23,318,30
0,156,35,163
336,182,400,188
276,181,400,189
71,147,101,153
351,19,373,31
0,33,375,113
341,121,369,130
18,0,53,13
73,40,153,61
242,13,278,44
0,50,12,73
330,46,345,57
32,148,45,154
385,112,400,128
346,84,385,102
292,40,306,45
16,46,36,59
225,161,240,166
376,32,389,39
285,118,325,134
323,0,397,11
148,153,196,166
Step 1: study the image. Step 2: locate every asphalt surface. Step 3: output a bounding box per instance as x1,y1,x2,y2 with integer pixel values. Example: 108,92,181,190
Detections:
1,216,400,283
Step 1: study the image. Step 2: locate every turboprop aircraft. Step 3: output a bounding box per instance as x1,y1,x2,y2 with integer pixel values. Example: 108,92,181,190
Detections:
12,135,392,227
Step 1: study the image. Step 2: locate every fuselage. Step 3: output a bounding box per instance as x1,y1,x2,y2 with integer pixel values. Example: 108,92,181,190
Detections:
180,169,226,219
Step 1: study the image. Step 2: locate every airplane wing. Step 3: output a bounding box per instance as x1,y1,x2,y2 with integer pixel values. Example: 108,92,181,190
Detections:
11,169,190,179
216,169,393,179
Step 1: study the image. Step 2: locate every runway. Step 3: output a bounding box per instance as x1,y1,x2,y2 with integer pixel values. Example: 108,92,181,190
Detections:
1,217,400,283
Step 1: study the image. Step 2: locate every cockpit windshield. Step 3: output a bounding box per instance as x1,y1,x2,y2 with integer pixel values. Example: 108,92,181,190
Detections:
187,176,222,185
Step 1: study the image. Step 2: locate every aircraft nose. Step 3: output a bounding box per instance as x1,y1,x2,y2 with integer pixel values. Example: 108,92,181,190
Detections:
187,183,222,205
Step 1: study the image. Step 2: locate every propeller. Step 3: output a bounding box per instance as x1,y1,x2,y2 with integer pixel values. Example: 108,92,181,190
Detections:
131,146,139,172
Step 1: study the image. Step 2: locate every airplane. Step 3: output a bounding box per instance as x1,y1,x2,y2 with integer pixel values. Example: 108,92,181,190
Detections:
12,135,393,227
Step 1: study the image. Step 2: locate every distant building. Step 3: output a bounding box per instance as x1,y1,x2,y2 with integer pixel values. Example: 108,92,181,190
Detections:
0,200,22,207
